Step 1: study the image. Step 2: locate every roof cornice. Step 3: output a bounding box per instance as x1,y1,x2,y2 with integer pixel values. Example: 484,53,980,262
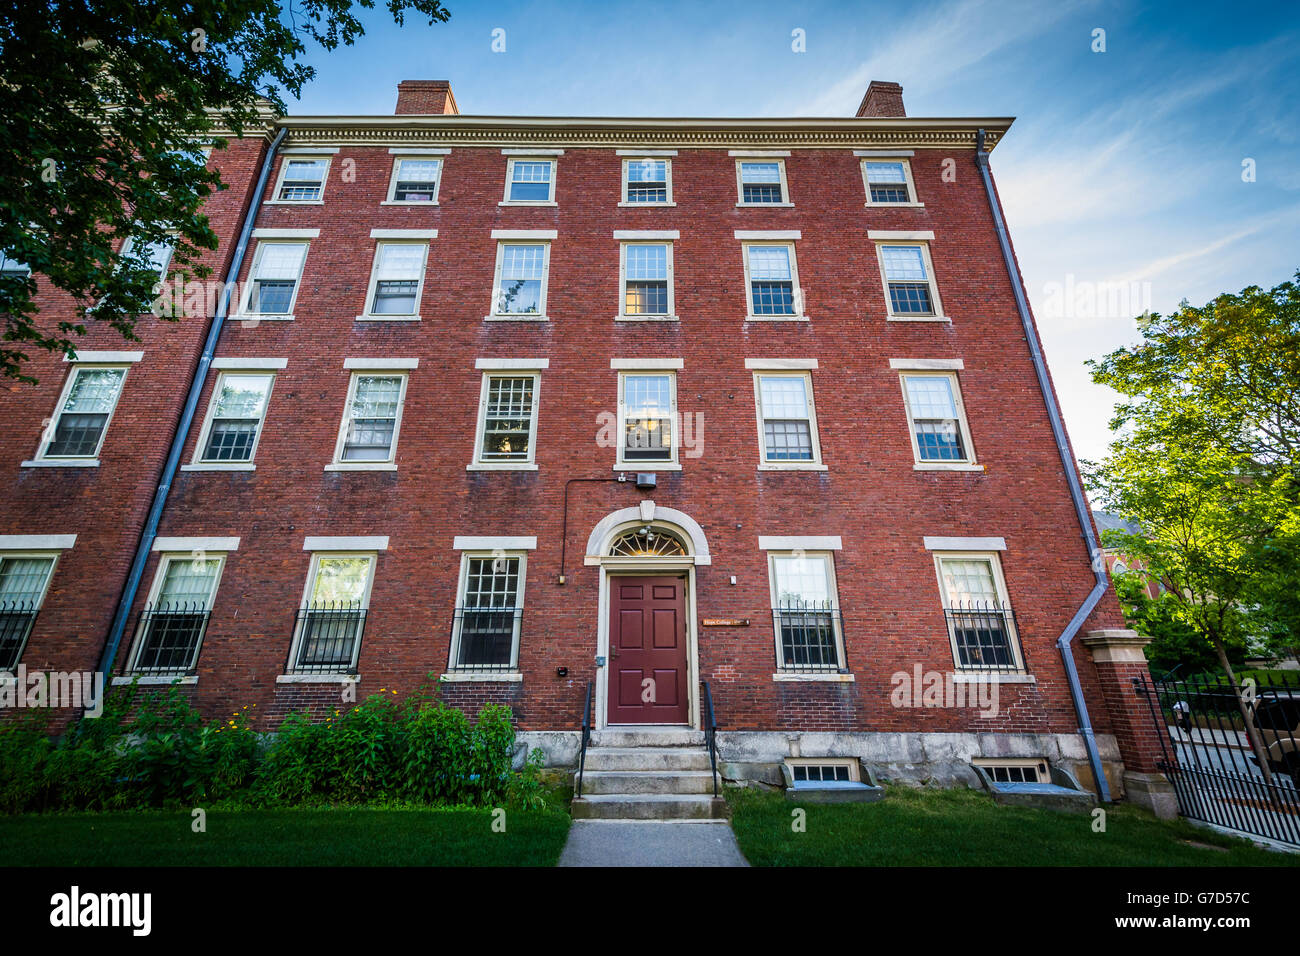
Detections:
270,114,1014,151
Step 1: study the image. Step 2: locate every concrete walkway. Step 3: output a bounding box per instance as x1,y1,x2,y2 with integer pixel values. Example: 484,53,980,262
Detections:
558,820,750,867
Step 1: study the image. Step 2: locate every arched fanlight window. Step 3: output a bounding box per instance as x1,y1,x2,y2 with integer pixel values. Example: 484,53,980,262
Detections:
608,526,688,557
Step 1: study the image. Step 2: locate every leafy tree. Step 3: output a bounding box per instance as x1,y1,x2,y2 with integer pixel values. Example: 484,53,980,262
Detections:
0,0,450,383
1087,274,1300,784
1109,568,1245,677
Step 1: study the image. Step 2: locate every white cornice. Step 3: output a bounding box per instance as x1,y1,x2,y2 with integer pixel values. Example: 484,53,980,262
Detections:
273,115,1012,151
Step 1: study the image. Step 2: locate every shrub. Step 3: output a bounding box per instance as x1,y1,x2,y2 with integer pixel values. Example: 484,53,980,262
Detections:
1,679,529,813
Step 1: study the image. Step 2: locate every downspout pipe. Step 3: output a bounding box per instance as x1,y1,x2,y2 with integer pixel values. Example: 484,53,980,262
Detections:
97,125,287,680
975,128,1112,802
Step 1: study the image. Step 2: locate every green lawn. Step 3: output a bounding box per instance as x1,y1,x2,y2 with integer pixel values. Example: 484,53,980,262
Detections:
0,806,571,866
728,785,1300,866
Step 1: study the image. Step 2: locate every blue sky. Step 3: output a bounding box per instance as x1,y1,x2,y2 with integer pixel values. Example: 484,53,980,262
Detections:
288,0,1300,463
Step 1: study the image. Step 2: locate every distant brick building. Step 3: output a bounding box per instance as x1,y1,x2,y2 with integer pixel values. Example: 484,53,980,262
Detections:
0,80,1168,807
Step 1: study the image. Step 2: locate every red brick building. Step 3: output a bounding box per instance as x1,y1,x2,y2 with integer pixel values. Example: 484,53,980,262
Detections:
0,80,1169,810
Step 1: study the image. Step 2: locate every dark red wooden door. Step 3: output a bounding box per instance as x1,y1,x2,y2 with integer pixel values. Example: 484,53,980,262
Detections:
607,576,689,724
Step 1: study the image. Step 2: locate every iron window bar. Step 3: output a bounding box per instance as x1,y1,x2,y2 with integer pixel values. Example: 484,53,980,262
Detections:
127,603,211,676
773,601,848,674
288,602,367,675
448,606,522,673
0,601,39,673
945,602,1024,671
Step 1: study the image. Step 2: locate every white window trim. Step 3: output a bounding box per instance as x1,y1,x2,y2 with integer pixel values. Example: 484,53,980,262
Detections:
898,370,978,469
741,241,807,321
766,550,847,673
383,156,445,205
469,370,542,471
453,536,538,551
152,537,240,552
63,351,144,364
357,240,429,322
302,536,390,551
344,358,419,370
616,369,680,471
475,358,550,370
783,757,862,776
735,157,792,207
501,156,558,206
924,536,1007,551
236,239,310,321
283,551,377,678
327,371,410,471
861,158,923,207
124,551,228,674
211,358,286,370
752,370,827,471
618,240,677,321
190,369,277,469
31,363,130,464
875,240,947,322
446,550,529,675
745,358,818,370
0,535,76,550
619,157,676,207
610,358,683,370
758,536,843,551
268,155,331,205
889,358,964,371
0,549,61,671
972,758,1050,781
0,550,60,609
251,228,320,240
932,550,1024,673
487,239,551,321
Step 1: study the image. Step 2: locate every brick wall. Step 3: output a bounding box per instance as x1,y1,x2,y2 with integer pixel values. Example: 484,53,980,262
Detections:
0,135,269,716
123,140,1129,735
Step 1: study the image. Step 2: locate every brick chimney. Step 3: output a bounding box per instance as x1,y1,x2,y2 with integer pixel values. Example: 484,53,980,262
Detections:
856,81,905,117
395,80,459,115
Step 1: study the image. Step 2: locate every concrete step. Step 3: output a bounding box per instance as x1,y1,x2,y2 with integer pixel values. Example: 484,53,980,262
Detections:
582,746,713,772
590,728,705,748
579,770,717,795
571,793,729,821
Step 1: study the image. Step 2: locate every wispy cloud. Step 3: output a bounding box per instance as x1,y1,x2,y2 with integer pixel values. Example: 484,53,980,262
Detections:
770,0,1091,116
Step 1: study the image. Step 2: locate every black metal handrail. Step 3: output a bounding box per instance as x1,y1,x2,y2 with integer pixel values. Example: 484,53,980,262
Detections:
772,601,848,673
128,603,211,676
703,680,720,797
0,601,39,673
447,606,521,673
945,603,1025,671
576,680,594,798
287,602,367,675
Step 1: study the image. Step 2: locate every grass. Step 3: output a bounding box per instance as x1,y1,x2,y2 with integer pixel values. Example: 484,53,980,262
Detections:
727,785,1300,866
0,805,572,866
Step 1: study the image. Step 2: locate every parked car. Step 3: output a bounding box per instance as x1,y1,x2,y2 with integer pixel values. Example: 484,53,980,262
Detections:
1249,691,1300,786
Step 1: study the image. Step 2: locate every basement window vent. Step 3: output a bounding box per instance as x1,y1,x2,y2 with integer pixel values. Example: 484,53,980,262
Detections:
974,760,1049,784
787,759,859,784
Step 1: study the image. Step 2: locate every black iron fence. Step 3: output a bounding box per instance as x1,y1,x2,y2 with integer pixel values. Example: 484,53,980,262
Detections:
945,603,1023,671
772,602,848,673
0,601,38,672
448,606,521,673
287,603,367,675
129,604,211,675
1138,670,1300,846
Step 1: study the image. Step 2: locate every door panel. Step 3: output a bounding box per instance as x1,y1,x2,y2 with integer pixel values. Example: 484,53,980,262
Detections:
607,575,689,724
